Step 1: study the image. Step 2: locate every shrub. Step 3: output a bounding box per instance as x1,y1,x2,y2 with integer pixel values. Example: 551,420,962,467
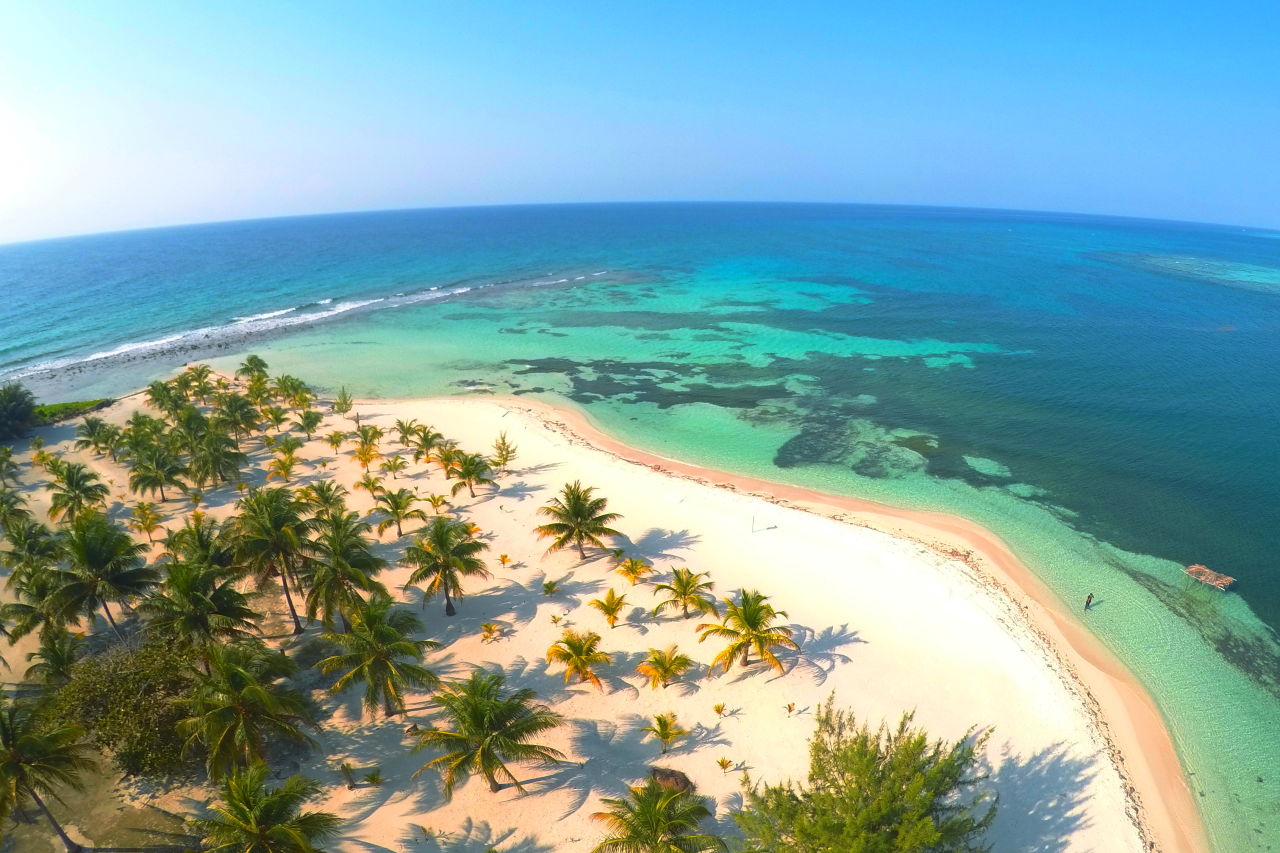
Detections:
50,641,200,775
733,697,995,852
0,383,37,440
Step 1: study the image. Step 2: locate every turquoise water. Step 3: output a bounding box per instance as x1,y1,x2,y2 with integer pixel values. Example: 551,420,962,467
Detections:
3,204,1279,850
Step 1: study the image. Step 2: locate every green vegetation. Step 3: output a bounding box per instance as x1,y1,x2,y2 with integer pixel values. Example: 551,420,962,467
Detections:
591,778,726,852
191,763,344,853
535,480,623,559
733,698,996,852
0,383,38,439
33,398,113,426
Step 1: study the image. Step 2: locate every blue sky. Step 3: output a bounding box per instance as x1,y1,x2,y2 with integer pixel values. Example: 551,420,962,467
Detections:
2,1,1277,243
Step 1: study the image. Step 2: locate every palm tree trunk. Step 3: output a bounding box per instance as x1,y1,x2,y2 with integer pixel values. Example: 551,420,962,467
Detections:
444,592,457,617
159,484,167,502
488,775,502,793
468,482,475,498
99,597,123,637
30,790,84,853
577,540,587,560
277,567,304,634
396,519,403,537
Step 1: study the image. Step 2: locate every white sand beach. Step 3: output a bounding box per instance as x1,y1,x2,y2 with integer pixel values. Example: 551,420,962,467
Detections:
3,389,1205,852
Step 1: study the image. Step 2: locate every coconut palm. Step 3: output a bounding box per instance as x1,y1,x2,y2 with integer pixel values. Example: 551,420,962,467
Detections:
236,354,270,380
245,375,272,409
379,456,407,480
0,446,19,488
73,416,110,455
697,590,799,675
164,512,239,572
616,557,654,586
128,501,163,544
449,452,496,498
403,515,490,617
305,511,387,631
54,512,158,636
234,487,313,635
293,409,324,440
393,418,420,449
129,447,186,502
643,712,687,755
535,481,623,560
324,430,348,454
262,406,289,433
191,430,249,487
139,560,260,659
591,778,726,853
0,486,31,531
318,592,440,717
423,493,449,515
354,424,384,447
409,426,444,463
0,696,96,852
412,669,564,797
45,462,109,524
178,641,314,779
590,589,628,629
145,380,182,417
354,472,383,496
215,392,261,447
299,480,349,519
652,569,719,619
23,629,85,686
547,629,612,690
635,646,695,690
266,455,298,483
373,488,427,537
191,762,343,853
352,443,381,472
432,443,460,479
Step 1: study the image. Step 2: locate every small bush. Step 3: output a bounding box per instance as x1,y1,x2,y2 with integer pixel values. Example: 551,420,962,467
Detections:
49,641,200,776
0,383,38,440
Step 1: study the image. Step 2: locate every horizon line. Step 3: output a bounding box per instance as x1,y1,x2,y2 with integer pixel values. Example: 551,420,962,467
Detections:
3,198,1276,250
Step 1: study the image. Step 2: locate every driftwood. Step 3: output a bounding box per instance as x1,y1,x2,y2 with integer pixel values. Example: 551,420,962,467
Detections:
1185,564,1235,591
650,766,694,792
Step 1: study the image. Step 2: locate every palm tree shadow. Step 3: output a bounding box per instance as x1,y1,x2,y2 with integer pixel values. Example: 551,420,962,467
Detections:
525,718,653,817
530,570,604,609
775,624,865,685
497,480,545,502
400,817,554,852
611,528,700,563
517,462,563,477
983,742,1097,853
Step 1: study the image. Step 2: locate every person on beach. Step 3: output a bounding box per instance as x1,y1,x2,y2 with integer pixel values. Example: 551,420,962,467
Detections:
1085,593,1094,611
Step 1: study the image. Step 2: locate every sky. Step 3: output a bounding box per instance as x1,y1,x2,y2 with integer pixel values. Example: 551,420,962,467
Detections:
1,1,1278,244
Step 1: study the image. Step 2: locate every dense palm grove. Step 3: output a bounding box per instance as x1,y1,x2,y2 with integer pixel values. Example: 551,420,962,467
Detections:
0,359,996,853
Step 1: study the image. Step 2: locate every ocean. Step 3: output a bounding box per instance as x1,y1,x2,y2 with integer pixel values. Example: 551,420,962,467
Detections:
3,203,1278,850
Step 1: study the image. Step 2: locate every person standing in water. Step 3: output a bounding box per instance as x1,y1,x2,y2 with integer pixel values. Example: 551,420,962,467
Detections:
1085,593,1094,611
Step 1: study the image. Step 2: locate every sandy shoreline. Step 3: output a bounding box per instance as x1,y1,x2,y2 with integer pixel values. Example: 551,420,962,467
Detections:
439,392,1208,853
3,385,1207,852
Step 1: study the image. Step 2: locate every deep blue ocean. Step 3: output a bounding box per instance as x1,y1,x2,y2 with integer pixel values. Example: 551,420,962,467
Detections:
2,203,1278,850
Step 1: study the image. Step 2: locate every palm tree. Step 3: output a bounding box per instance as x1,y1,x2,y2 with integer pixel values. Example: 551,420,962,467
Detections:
352,443,381,472
293,409,324,440
635,646,694,690
450,452,496,498
129,447,186,502
591,778,726,853
236,354,270,380
324,430,348,454
379,456,407,480
164,512,239,572
412,669,564,797
192,763,343,853
305,511,387,631
354,472,383,496
275,436,305,459
547,629,611,690
424,493,449,515
139,560,260,660
403,515,490,617
0,485,31,530
178,641,314,779
590,589,628,629
432,443,460,479
24,629,85,686
73,416,110,455
652,569,719,619
191,430,248,487
234,487,313,634
299,480,349,519
535,481,622,560
409,426,444,463
45,462,109,523
266,455,298,483
642,712,687,755
697,590,799,675
393,418,420,449
55,512,158,636
262,406,289,433
129,501,163,543
318,592,440,717
373,488,427,537
216,392,261,446
0,445,20,488
0,697,96,853
616,557,654,586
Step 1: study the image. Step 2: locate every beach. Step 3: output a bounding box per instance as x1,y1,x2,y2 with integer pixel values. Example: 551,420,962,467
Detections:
4,387,1205,852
